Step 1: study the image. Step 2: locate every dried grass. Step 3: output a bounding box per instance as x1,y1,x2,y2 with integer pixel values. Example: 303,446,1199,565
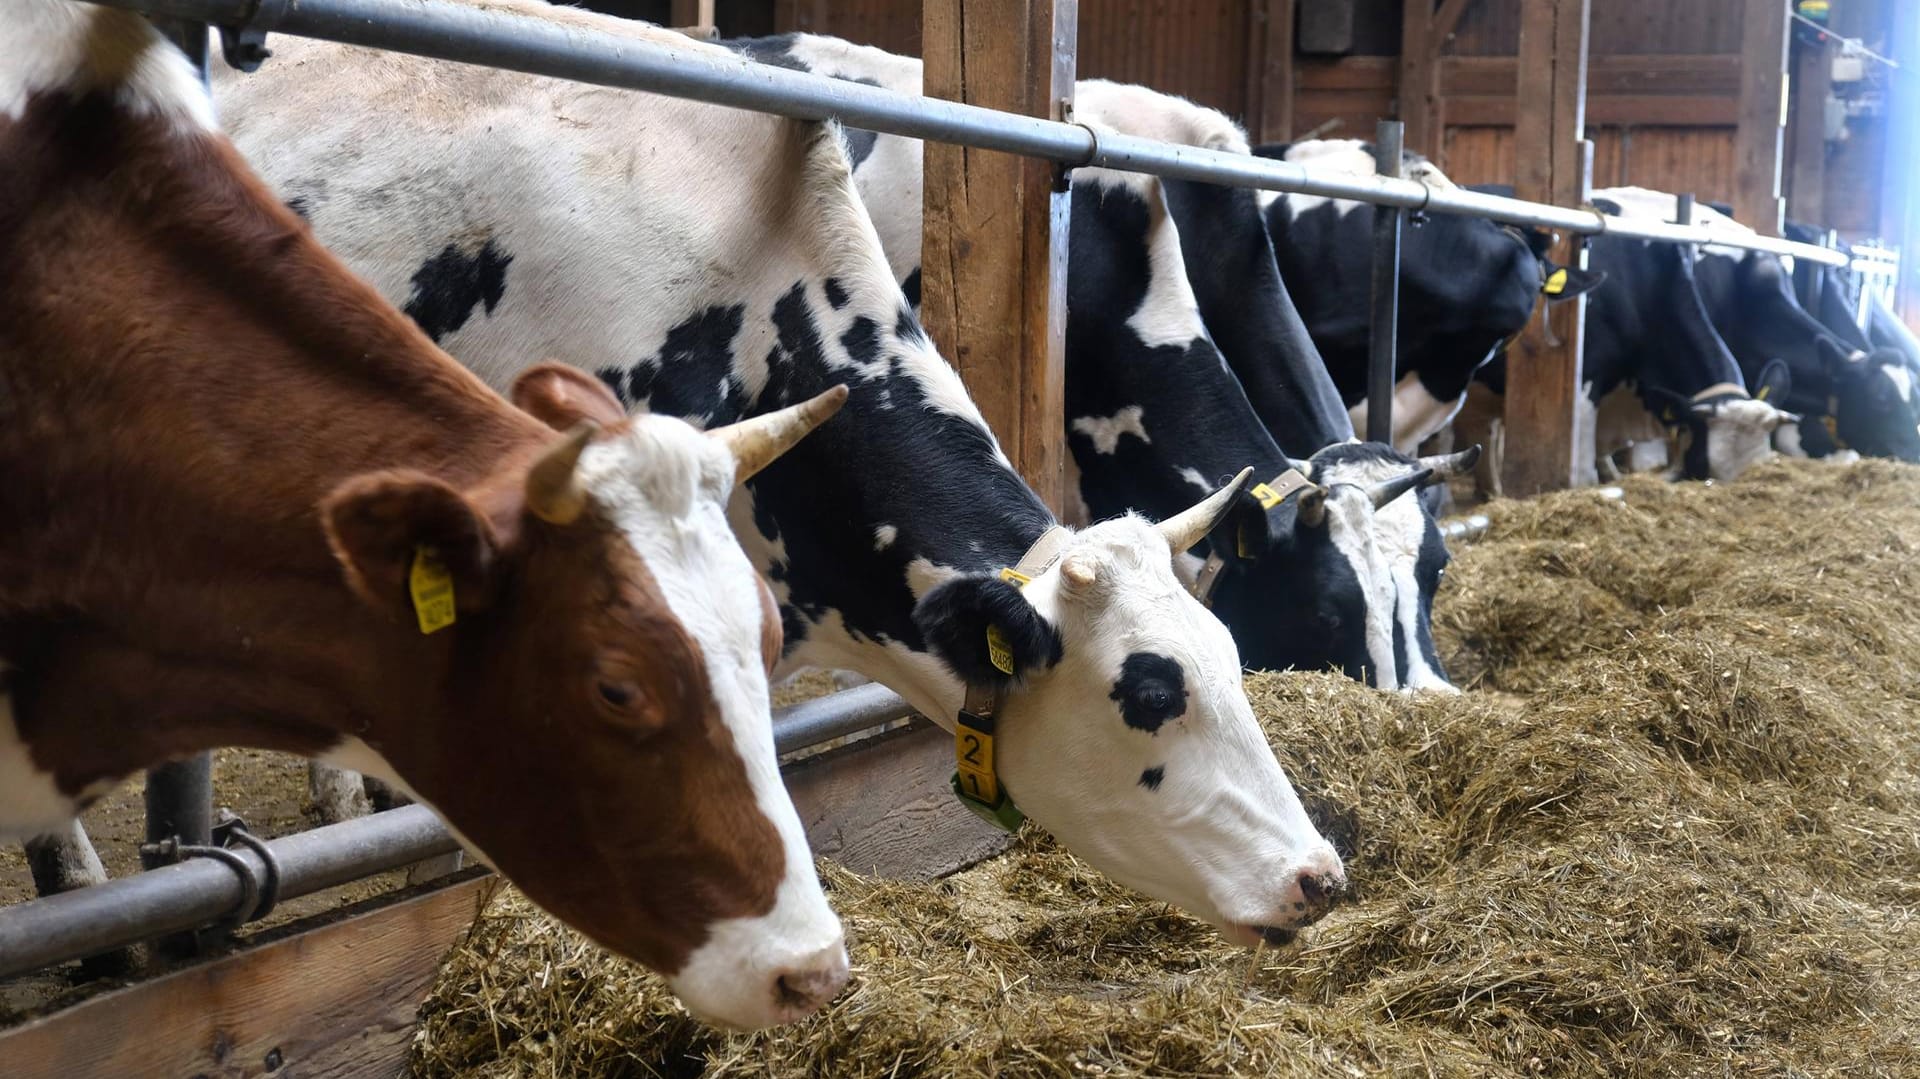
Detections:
413,458,1920,1078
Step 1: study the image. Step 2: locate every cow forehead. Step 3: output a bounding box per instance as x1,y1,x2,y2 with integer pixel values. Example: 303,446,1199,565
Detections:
576,416,734,520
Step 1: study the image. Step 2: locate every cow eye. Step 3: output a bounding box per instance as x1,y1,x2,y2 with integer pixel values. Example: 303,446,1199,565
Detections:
1141,687,1171,712
597,681,637,708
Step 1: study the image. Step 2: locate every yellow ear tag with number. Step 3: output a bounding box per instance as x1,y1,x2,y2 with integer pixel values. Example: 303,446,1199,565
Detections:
1251,482,1284,510
985,624,1016,675
409,546,457,635
1543,268,1569,296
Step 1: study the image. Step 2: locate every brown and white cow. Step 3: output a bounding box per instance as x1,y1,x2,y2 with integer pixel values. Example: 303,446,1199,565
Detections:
0,1,845,1030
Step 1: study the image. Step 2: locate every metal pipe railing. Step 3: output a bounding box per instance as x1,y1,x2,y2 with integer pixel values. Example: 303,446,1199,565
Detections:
0,805,459,978
84,0,1851,267
0,684,909,975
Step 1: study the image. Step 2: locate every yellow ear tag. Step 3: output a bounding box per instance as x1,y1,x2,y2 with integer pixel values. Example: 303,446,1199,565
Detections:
997,566,1032,587
409,546,457,635
1755,384,1771,401
985,624,1016,675
1543,268,1568,296
1251,482,1283,510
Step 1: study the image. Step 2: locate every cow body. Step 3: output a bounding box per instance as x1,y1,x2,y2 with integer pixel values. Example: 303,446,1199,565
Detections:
215,3,1346,943
1254,140,1602,454
1596,188,1917,464
727,40,1465,691
3,1,848,1029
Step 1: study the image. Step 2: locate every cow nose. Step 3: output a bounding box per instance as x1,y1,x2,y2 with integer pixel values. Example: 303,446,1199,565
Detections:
1296,870,1345,923
771,944,851,1019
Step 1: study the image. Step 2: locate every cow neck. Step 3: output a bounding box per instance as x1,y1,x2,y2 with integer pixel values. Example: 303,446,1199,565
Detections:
0,92,546,785
951,525,1072,834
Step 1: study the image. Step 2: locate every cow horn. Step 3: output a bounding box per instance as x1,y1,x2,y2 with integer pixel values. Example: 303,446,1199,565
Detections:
1297,485,1329,528
1417,444,1482,482
1366,468,1434,508
526,422,597,525
709,385,850,482
1156,466,1254,552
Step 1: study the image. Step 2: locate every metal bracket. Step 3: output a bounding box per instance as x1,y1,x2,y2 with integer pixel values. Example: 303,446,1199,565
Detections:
216,0,293,73
140,813,283,931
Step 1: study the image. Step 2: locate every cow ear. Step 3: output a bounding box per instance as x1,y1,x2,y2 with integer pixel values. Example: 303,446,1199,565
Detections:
1543,265,1606,303
1815,335,1858,374
322,470,501,622
1752,359,1793,404
1214,492,1275,563
913,576,1063,688
512,363,629,431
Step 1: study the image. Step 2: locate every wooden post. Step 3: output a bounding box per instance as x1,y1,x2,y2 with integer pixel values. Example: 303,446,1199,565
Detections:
1735,0,1790,234
669,0,716,33
921,0,1077,513
1503,0,1590,497
1247,0,1296,143
1786,28,1831,226
1397,1,1472,163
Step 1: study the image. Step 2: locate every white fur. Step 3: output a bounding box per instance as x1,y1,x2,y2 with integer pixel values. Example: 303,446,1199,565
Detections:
1321,489,1401,689
1072,406,1152,454
1884,362,1913,404
1705,399,1785,481
1311,456,1436,692
577,417,846,1029
1349,373,1467,454
1591,186,1767,262
0,664,83,841
1774,421,1808,458
1177,466,1215,494
3,3,215,131
1278,139,1457,221
872,524,898,550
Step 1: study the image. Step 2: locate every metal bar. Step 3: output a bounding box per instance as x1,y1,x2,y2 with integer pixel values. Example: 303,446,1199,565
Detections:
0,805,459,978
1367,120,1404,445
773,682,917,756
141,753,214,954
79,0,1850,266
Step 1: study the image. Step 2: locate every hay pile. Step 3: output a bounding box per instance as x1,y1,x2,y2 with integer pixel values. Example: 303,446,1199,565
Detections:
413,459,1920,1077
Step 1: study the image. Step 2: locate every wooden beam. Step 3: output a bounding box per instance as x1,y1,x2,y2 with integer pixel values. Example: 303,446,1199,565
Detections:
1398,1,1438,157
1266,0,1296,141
1432,0,1473,44
1504,0,1591,497
0,873,492,1079
921,0,1076,513
1786,31,1831,226
1733,0,1789,233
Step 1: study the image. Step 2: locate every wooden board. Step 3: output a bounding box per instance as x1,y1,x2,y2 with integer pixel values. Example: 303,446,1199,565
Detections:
1733,0,1789,233
784,718,1015,881
1503,0,1591,498
921,0,1075,514
0,873,490,1079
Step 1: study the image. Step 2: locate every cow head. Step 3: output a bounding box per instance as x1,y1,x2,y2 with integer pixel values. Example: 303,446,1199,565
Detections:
321,367,850,1029
1648,364,1797,481
912,477,1347,947
1205,443,1470,692
1816,338,1920,462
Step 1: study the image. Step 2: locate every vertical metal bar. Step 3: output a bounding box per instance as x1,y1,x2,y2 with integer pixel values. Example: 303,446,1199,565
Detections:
143,754,215,954
1675,191,1697,265
1367,119,1405,446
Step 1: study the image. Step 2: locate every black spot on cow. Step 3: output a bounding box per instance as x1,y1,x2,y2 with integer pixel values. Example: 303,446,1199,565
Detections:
1110,653,1187,734
609,304,746,423
285,195,312,220
901,268,922,309
824,278,851,310
840,316,885,367
595,367,629,407
841,125,879,169
895,306,924,344
402,238,513,343
1138,766,1166,791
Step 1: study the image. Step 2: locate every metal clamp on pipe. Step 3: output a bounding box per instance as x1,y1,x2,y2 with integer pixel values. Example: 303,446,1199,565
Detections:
139,814,284,930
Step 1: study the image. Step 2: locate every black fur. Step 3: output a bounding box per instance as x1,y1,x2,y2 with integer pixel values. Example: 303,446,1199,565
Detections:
914,576,1063,687
401,238,512,343
1138,765,1166,791
1109,653,1187,733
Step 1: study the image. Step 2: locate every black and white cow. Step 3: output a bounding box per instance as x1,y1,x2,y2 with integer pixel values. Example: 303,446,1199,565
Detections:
727,39,1474,690
214,1,1346,942
1459,186,1795,482
1252,140,1605,453
1600,189,1918,464
1780,220,1920,460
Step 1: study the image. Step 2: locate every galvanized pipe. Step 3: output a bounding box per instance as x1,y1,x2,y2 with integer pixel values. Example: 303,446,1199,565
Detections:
0,805,459,978
1366,121,1404,445
773,682,917,756
81,0,1849,266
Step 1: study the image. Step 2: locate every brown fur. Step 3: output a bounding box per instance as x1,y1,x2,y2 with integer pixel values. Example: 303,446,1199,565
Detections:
0,86,780,974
